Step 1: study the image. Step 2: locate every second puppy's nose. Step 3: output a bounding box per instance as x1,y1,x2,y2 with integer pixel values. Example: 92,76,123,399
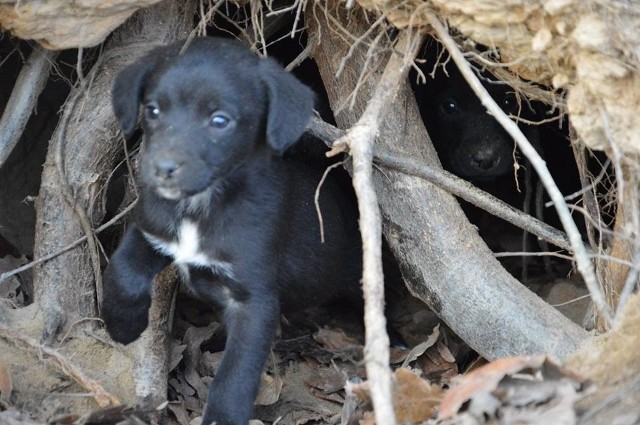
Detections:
471,149,500,171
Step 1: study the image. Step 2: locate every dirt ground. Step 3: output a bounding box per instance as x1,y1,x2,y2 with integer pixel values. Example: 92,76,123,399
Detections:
0,257,608,425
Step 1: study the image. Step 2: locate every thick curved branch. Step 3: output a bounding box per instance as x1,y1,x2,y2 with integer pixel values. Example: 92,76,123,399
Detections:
309,2,587,364
0,45,56,168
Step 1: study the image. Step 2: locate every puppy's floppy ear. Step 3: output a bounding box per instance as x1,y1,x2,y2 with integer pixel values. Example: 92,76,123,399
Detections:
111,43,181,137
111,59,156,137
259,58,315,154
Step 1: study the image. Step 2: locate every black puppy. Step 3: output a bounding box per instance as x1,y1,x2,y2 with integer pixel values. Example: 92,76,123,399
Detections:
414,60,540,185
102,37,362,424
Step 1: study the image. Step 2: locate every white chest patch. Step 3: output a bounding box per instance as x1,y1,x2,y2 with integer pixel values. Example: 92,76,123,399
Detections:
143,220,234,277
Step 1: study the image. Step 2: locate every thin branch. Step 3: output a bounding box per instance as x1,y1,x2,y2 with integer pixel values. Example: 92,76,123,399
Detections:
0,200,137,286
0,45,57,168
284,40,314,72
0,322,120,407
332,30,420,425
375,152,576,252
547,158,611,206
426,12,614,327
314,161,346,243
307,116,578,254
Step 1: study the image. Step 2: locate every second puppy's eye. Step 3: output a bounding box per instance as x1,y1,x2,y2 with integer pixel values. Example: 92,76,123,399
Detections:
502,93,517,113
210,113,232,129
145,104,160,120
440,99,458,114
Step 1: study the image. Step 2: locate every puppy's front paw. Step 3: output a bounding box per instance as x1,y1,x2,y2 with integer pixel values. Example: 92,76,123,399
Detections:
101,300,149,344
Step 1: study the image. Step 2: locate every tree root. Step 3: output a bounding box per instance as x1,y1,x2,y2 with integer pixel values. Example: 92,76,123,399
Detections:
309,0,587,366
0,45,56,168
0,322,119,407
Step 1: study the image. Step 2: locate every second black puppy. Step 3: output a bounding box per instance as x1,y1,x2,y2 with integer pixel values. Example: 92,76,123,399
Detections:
413,52,540,185
101,37,362,425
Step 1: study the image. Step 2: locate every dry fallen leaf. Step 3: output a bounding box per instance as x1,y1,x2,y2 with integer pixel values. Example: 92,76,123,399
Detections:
255,372,283,406
401,324,440,368
347,368,443,423
168,402,192,425
359,411,376,425
439,355,588,423
393,368,443,423
169,342,187,373
313,327,363,359
439,355,546,419
306,365,348,394
183,322,219,400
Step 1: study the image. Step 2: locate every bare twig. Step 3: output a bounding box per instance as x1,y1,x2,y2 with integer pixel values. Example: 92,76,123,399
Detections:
0,45,57,168
314,161,346,243
307,116,578,254
0,200,137,286
332,30,420,425
284,40,314,72
426,12,614,327
373,151,577,253
0,323,119,407
547,158,611,206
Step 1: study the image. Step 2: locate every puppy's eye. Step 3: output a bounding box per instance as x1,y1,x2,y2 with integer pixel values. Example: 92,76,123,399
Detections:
440,99,458,115
502,93,517,113
210,113,231,129
145,104,160,120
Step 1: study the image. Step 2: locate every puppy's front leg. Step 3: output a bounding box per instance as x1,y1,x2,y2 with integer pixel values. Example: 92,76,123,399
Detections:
201,289,279,425
101,225,171,344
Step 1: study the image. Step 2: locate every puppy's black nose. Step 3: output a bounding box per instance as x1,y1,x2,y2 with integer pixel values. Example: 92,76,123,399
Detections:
154,158,182,180
471,150,499,171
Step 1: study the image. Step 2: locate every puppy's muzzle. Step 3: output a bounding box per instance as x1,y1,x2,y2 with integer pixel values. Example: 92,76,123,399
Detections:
142,151,191,200
154,156,183,181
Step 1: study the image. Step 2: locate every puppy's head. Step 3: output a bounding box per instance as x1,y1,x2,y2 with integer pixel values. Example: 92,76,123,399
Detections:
111,37,314,200
426,66,538,182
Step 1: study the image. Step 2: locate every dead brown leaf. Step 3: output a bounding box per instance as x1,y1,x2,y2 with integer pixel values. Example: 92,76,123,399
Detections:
313,327,362,359
394,367,443,423
198,351,224,377
439,355,546,419
348,379,371,403
439,355,589,423
255,372,283,406
167,402,191,425
169,342,187,373
183,322,219,400
359,411,376,425
389,346,411,364
306,363,361,395
419,343,459,385
400,324,440,368
347,368,443,423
